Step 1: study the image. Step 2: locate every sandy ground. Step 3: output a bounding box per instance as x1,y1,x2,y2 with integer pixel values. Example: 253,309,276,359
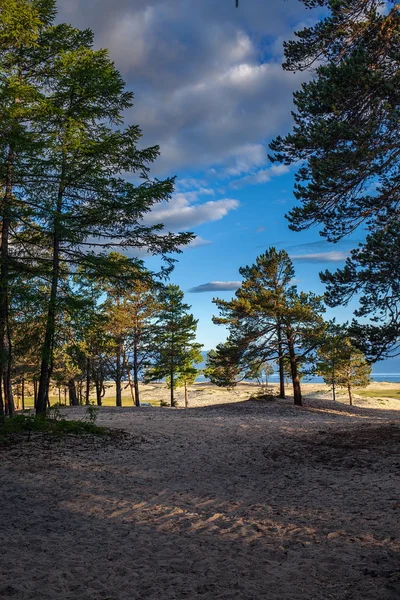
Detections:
1,383,399,600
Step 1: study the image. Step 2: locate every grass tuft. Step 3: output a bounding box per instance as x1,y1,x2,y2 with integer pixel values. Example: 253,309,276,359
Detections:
0,413,108,444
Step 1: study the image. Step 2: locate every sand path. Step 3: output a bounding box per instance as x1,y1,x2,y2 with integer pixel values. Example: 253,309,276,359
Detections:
1,391,399,599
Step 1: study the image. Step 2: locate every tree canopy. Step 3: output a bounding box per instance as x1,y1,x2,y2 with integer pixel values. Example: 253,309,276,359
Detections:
269,0,400,359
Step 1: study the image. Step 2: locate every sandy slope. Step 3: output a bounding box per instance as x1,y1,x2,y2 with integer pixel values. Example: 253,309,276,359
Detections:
1,386,399,600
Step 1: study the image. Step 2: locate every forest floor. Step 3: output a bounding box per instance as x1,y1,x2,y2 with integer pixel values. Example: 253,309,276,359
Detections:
1,383,400,600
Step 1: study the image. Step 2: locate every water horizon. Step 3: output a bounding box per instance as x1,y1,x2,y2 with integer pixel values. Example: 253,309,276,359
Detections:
195,373,400,384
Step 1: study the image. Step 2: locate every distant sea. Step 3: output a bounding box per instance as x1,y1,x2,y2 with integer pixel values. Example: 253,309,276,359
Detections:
195,373,400,384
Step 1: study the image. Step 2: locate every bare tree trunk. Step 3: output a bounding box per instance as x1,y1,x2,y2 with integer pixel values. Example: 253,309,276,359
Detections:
85,357,91,405
170,364,174,407
184,380,188,408
116,338,122,407
287,336,302,406
21,375,25,411
348,383,353,406
133,333,140,407
68,378,79,406
0,147,15,416
37,164,66,415
123,352,136,404
95,379,102,406
33,379,38,409
277,323,285,399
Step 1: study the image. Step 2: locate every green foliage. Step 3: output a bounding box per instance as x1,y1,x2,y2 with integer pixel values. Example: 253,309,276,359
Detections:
0,2,194,415
270,0,400,359
0,412,107,443
316,324,372,403
210,248,326,404
145,284,203,406
85,404,99,424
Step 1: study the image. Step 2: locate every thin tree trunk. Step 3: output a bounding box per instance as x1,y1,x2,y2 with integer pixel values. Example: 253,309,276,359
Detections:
36,163,66,415
287,336,302,406
348,382,353,406
22,375,25,411
63,387,67,405
170,364,174,407
33,379,38,409
331,357,336,401
0,147,14,416
133,332,140,407
123,352,136,405
277,323,285,399
95,378,103,406
0,377,3,416
184,380,188,408
116,338,122,407
85,357,91,405
68,378,78,406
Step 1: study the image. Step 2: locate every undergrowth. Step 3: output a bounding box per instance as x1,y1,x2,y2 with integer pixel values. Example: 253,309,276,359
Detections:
0,412,108,445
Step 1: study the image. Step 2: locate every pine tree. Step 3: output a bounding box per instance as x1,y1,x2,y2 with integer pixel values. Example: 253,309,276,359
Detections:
213,248,295,398
319,339,372,406
28,18,193,415
145,285,202,407
269,0,400,359
211,248,326,405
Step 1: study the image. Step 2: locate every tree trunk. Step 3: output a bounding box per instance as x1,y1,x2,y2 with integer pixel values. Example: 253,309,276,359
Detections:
123,352,136,405
348,383,353,406
133,332,140,407
36,165,66,415
68,378,79,406
170,364,174,407
116,338,122,407
0,379,3,416
33,379,38,409
85,357,91,405
277,323,285,399
0,147,15,416
287,336,302,406
22,375,25,411
184,380,188,408
95,378,103,406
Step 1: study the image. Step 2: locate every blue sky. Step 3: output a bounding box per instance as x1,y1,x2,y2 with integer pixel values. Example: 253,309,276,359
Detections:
57,0,362,350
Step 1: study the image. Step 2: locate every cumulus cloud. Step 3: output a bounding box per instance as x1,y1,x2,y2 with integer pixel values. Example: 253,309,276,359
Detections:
142,191,239,231
189,281,242,293
56,0,316,177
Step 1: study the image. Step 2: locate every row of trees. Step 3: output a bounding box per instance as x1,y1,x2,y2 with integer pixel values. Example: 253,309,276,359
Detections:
0,1,194,416
7,251,203,412
205,248,371,406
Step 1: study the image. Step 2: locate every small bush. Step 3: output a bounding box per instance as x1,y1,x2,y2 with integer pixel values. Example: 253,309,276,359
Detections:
0,413,107,443
250,388,277,402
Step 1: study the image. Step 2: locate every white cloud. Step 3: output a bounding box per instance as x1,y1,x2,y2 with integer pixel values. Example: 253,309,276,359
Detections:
290,251,349,263
142,193,239,230
230,163,290,188
57,0,313,177
189,281,242,293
